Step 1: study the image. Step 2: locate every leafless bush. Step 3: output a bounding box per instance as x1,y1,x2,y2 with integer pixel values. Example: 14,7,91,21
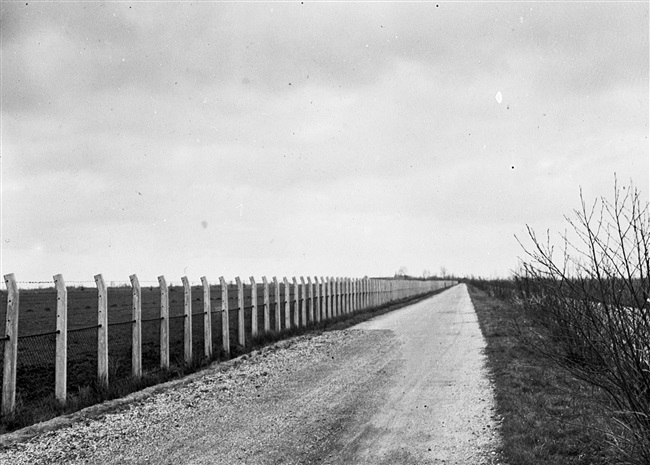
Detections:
516,178,650,464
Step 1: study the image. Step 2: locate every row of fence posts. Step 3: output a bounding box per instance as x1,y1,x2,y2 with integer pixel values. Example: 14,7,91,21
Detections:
1,273,456,416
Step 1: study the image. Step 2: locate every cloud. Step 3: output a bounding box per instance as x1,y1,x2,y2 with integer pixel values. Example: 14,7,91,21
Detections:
1,2,647,281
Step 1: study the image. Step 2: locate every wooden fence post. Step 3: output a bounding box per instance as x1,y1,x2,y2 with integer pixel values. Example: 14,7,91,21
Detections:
236,277,245,347
300,277,307,327
336,277,340,316
158,276,169,369
54,274,67,405
219,277,230,357
321,277,326,319
130,274,142,378
283,278,291,330
273,277,281,332
330,277,335,317
94,274,109,389
364,278,368,309
250,277,258,338
307,277,314,323
182,276,192,365
321,277,327,320
345,278,350,314
2,274,19,416
340,278,344,315
293,277,300,327
314,277,321,323
328,277,333,318
359,278,366,310
348,278,352,313
262,276,270,333
330,277,335,318
201,277,212,359
358,278,362,310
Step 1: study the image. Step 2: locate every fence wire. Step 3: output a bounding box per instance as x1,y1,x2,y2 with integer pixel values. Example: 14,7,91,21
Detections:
67,326,98,393
107,321,132,382
142,319,160,371
16,333,56,404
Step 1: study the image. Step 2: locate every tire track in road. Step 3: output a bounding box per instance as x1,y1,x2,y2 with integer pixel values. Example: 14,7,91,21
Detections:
319,284,500,465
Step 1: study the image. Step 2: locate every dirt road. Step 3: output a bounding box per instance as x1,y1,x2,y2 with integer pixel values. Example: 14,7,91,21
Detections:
1,284,500,464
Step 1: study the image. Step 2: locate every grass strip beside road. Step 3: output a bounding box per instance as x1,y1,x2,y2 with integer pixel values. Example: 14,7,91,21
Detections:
467,285,617,465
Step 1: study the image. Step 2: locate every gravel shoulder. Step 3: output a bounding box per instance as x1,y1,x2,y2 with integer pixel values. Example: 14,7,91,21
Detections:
0,284,500,464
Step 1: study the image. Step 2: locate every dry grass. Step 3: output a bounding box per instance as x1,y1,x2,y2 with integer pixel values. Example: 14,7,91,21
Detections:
467,285,621,465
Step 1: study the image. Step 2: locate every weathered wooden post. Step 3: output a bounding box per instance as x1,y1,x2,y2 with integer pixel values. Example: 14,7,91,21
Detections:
300,277,307,327
262,276,270,333
358,278,366,310
158,276,170,369
327,277,332,318
330,277,335,317
273,277,281,332
358,278,363,310
322,276,327,319
250,277,258,338
2,274,19,416
364,278,369,309
373,279,377,307
130,274,142,378
293,277,300,327
201,277,213,359
329,277,335,318
337,278,342,316
94,274,109,389
182,276,192,365
345,278,350,314
321,277,327,320
359,278,366,310
219,277,230,356
314,277,321,323
235,277,245,347
307,277,314,323
283,278,291,329
54,274,67,405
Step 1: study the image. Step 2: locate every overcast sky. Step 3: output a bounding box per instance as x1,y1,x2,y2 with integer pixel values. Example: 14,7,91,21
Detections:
1,1,648,285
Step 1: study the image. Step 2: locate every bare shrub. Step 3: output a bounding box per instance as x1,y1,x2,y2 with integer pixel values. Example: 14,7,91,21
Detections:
516,178,650,464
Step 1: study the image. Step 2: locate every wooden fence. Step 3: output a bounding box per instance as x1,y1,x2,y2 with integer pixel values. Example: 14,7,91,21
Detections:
1,273,456,416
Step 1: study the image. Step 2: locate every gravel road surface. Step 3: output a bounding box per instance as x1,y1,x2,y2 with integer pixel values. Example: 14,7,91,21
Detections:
0,284,500,464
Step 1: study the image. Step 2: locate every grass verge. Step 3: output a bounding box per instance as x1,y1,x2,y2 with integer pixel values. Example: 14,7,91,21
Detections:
467,285,620,465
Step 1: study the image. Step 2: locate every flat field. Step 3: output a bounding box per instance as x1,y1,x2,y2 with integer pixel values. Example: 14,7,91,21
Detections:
0,282,303,407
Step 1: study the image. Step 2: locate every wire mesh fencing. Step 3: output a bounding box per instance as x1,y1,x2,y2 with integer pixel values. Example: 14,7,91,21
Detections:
67,326,98,394
16,332,56,405
1,275,458,420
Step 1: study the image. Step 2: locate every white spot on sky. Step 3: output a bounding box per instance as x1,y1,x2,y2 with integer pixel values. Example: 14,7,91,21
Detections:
495,91,503,104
